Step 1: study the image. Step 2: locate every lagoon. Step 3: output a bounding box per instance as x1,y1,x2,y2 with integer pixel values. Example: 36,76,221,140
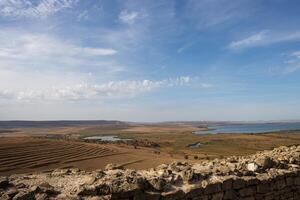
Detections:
195,122,300,134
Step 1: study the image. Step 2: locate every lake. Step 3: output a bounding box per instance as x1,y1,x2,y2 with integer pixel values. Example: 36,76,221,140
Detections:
195,122,300,134
83,135,132,141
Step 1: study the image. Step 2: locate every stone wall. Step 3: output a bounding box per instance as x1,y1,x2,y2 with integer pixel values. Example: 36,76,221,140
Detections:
1,145,300,200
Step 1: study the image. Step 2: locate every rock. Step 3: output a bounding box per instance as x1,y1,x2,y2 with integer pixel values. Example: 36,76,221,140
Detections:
222,178,233,190
223,190,237,199
7,187,19,198
204,182,222,194
15,183,26,189
239,186,256,197
256,183,270,194
12,190,35,200
0,193,10,200
77,185,97,196
35,193,49,200
211,192,223,200
148,177,167,191
96,183,111,195
255,156,274,170
105,164,124,170
51,169,69,176
55,194,81,200
161,189,185,200
0,177,9,189
232,178,246,189
36,182,59,196
247,163,259,172
156,164,168,170
83,176,96,185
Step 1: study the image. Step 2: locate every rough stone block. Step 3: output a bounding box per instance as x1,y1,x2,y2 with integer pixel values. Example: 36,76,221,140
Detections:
211,192,223,200
257,183,270,194
286,177,294,186
192,195,209,200
274,179,286,190
240,197,255,200
222,179,233,191
204,183,222,194
239,186,256,197
223,190,237,200
160,190,185,200
185,187,204,198
246,178,259,186
233,178,246,189
294,177,300,185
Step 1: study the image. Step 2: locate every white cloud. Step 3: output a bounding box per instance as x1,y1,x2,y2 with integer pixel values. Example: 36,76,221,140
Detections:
185,0,256,28
81,47,117,56
291,51,300,59
199,83,214,88
0,30,118,73
269,51,300,74
229,31,267,50
119,10,140,24
0,0,76,18
0,76,207,101
77,10,88,21
283,51,300,73
229,30,300,50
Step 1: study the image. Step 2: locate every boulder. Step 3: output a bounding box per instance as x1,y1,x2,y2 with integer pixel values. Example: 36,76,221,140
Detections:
247,163,259,172
255,156,275,170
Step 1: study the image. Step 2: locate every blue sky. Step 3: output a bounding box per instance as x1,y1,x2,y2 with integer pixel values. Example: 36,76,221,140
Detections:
1,0,300,121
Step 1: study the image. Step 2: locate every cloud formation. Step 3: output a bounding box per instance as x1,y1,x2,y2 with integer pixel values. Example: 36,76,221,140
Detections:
229,30,300,50
0,76,200,101
283,51,300,73
0,30,117,72
119,10,140,24
0,0,76,18
185,0,255,28
229,31,267,50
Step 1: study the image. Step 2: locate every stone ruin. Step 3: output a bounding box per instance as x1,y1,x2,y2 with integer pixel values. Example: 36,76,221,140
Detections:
1,145,300,200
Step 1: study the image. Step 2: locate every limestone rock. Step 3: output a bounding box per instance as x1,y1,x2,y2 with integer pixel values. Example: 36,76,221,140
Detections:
255,156,275,170
247,163,259,172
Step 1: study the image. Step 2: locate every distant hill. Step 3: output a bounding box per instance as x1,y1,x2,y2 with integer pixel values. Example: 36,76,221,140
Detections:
0,120,126,129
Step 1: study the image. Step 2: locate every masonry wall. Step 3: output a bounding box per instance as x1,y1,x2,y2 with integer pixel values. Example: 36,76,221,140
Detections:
108,171,300,200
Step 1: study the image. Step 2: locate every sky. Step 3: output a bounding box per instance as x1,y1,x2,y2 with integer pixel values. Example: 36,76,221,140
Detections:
1,0,300,121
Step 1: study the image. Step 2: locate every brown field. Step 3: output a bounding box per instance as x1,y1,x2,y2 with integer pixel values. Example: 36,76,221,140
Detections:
0,137,178,176
1,122,300,176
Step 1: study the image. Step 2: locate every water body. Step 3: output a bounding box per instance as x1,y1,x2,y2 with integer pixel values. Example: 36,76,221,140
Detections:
83,135,131,141
195,123,300,134
188,142,203,148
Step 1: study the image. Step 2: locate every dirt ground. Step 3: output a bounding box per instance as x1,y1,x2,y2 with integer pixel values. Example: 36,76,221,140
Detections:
0,137,179,176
